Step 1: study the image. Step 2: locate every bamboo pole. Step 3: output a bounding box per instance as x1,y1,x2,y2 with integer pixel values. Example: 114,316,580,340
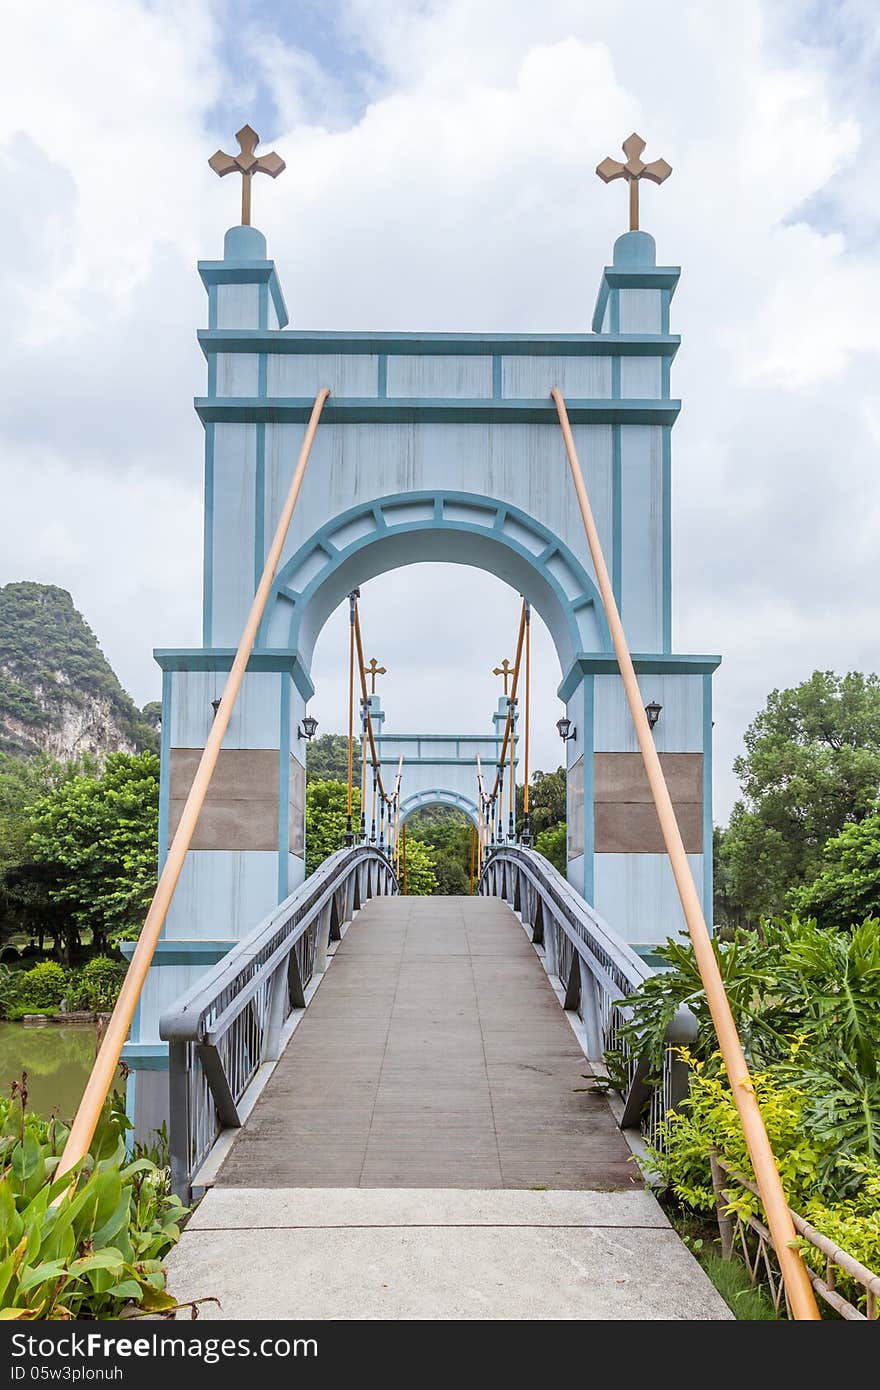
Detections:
54,389,331,1185
551,387,819,1320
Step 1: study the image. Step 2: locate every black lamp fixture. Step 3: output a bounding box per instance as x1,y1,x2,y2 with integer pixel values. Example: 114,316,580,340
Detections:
556,716,577,742
210,697,221,721
645,700,662,731
298,714,319,741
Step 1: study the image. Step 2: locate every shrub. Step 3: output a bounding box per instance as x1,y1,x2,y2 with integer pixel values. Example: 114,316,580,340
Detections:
646,1053,880,1315
0,1085,188,1319
67,956,125,1013
15,960,67,1012
0,964,20,1020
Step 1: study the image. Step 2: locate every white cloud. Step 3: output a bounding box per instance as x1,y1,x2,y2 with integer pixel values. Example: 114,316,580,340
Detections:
1,0,878,823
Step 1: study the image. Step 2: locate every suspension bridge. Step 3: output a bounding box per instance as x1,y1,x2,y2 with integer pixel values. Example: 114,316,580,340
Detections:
51,128,825,1320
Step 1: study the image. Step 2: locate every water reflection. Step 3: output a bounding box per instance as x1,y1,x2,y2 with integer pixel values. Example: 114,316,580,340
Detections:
0,1021,108,1120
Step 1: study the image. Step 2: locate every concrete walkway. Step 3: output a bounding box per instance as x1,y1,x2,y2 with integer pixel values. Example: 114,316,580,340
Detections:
166,897,731,1319
167,1187,731,1319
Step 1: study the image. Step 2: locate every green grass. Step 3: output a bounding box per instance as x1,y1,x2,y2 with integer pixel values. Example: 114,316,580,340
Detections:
701,1253,781,1320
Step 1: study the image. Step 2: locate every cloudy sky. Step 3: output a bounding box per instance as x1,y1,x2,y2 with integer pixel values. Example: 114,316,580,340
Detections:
1,0,878,820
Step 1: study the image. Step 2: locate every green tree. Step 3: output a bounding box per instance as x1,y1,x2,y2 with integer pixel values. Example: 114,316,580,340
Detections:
28,752,159,958
534,823,566,872
433,859,470,894
305,779,361,876
401,836,437,895
305,734,361,787
406,806,473,893
789,810,880,931
719,672,880,925
0,754,79,951
517,766,566,836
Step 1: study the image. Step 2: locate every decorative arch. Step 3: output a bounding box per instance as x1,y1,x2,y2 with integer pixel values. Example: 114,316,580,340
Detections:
399,789,480,828
262,490,611,673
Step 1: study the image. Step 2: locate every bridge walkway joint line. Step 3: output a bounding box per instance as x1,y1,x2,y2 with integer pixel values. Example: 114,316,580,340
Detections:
167,897,731,1319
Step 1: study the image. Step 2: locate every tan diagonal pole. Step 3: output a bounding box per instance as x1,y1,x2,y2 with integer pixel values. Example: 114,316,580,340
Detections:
54,389,331,1187
551,387,819,1320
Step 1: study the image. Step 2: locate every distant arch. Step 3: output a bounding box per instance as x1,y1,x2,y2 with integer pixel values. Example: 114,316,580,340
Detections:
399,788,480,829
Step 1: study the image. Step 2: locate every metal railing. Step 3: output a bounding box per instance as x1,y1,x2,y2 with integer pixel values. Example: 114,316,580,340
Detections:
710,1152,880,1320
479,844,694,1146
160,844,397,1198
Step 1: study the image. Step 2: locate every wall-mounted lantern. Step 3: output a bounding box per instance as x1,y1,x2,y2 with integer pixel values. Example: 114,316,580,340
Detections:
299,714,319,742
645,700,662,732
556,717,577,742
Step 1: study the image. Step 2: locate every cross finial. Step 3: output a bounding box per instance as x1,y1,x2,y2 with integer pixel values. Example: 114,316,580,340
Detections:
208,124,286,227
493,659,513,696
596,133,672,232
365,657,387,695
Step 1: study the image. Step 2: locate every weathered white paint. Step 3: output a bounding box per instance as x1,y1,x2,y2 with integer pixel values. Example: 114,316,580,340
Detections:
211,424,257,647
501,356,611,399
266,353,379,398
216,353,260,397
619,425,662,651
170,671,282,749
594,674,703,753
386,355,493,398
619,357,662,399
215,283,260,329
594,852,703,947
617,288,662,334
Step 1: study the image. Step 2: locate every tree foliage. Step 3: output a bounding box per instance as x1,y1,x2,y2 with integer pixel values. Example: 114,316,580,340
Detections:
305,779,360,877
305,734,361,787
27,752,159,955
716,671,880,926
401,835,437,896
789,810,880,931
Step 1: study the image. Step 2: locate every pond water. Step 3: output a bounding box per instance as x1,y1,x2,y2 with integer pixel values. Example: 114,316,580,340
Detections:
0,1021,108,1121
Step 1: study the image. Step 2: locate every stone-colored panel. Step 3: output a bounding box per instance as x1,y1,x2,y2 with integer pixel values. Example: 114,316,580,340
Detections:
289,755,305,858
567,755,584,861
595,802,702,854
595,753,702,804
168,748,280,851
170,748,279,801
168,796,279,851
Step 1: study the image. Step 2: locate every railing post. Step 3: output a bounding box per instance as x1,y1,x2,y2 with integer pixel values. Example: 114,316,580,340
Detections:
578,959,604,1062
264,956,291,1061
544,911,558,977
666,1004,698,1111
168,1040,192,1203
314,901,332,975
710,1150,735,1260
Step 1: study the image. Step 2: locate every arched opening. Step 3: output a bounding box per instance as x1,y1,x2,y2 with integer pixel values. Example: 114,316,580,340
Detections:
263,490,611,677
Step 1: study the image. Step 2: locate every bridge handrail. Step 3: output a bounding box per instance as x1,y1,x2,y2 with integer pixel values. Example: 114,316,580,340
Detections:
478,844,696,1143
160,846,373,1043
160,844,397,1197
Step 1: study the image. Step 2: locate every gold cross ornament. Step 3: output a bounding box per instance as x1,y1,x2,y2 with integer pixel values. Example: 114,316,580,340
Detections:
493,659,513,695
208,124,286,226
596,133,672,232
365,657,387,695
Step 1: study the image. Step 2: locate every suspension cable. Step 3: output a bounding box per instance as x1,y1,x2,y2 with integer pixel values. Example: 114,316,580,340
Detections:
551,385,819,1321
345,590,358,845
488,600,527,806
522,601,531,843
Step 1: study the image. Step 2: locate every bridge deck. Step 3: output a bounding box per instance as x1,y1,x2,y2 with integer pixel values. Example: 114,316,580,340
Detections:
215,895,638,1190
